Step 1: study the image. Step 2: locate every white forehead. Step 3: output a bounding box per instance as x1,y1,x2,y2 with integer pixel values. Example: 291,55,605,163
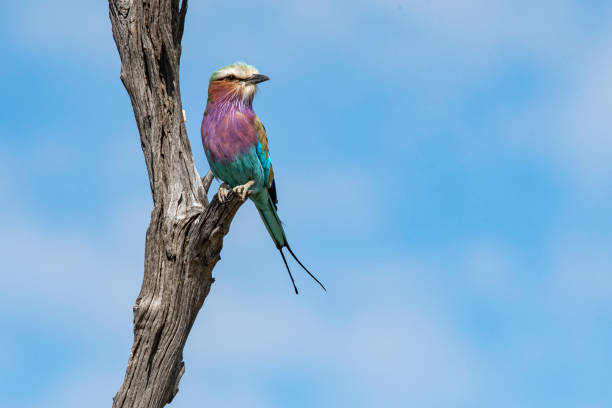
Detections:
210,63,259,81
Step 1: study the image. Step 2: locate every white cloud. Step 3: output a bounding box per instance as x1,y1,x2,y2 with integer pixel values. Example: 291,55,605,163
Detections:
0,202,147,335
374,0,612,190
461,240,515,296
0,202,484,406
183,259,482,406
4,1,612,406
549,239,612,309
7,1,116,64
499,35,612,192
555,43,612,190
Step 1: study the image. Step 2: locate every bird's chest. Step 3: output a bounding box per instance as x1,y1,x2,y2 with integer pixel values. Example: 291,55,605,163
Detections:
201,111,256,163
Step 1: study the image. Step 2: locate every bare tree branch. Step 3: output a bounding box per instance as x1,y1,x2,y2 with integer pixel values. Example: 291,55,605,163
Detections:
108,1,244,406
202,170,215,195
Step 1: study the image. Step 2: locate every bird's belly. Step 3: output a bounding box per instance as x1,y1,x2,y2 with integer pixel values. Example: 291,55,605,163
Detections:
209,146,265,189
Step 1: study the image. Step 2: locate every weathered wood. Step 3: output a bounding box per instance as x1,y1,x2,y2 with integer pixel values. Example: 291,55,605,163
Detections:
108,1,245,406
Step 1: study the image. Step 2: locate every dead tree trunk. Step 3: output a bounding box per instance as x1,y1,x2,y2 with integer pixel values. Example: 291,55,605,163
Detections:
108,1,244,406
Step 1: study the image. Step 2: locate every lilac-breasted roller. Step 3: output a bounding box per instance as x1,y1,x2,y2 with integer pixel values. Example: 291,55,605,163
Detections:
200,62,325,294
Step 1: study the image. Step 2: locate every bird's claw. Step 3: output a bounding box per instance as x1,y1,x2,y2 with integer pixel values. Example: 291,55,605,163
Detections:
217,183,230,202
233,180,255,201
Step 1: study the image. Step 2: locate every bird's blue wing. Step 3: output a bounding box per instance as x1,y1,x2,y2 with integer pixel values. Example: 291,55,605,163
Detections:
254,116,278,207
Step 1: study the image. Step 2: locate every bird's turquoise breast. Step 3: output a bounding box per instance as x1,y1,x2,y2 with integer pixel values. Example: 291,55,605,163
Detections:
205,145,265,189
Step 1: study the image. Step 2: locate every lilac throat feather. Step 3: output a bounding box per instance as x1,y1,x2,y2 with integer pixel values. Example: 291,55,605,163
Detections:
201,82,257,163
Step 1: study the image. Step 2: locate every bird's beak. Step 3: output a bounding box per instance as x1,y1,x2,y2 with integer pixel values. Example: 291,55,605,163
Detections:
245,74,269,84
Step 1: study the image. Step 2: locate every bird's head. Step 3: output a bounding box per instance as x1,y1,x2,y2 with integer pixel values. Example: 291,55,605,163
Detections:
207,62,269,106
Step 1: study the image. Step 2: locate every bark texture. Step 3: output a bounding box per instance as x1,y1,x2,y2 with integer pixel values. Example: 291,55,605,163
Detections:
109,1,244,406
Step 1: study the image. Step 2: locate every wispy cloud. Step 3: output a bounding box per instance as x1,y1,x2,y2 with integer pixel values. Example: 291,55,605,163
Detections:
3,1,612,407
4,1,115,66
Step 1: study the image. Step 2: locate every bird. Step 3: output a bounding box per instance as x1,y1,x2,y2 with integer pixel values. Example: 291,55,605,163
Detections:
200,62,325,294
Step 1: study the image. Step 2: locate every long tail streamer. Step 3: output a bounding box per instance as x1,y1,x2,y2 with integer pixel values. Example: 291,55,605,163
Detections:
279,249,299,294
279,246,327,294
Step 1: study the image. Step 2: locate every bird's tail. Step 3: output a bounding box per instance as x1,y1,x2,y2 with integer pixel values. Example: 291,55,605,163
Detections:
251,190,326,294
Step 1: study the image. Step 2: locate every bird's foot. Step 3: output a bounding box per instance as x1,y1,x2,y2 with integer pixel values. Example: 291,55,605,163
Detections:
233,180,255,201
217,183,230,202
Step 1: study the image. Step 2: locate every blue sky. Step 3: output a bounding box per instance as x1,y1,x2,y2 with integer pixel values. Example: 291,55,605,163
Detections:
1,1,612,407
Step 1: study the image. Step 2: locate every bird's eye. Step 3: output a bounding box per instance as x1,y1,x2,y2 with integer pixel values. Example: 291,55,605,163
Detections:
226,75,236,81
